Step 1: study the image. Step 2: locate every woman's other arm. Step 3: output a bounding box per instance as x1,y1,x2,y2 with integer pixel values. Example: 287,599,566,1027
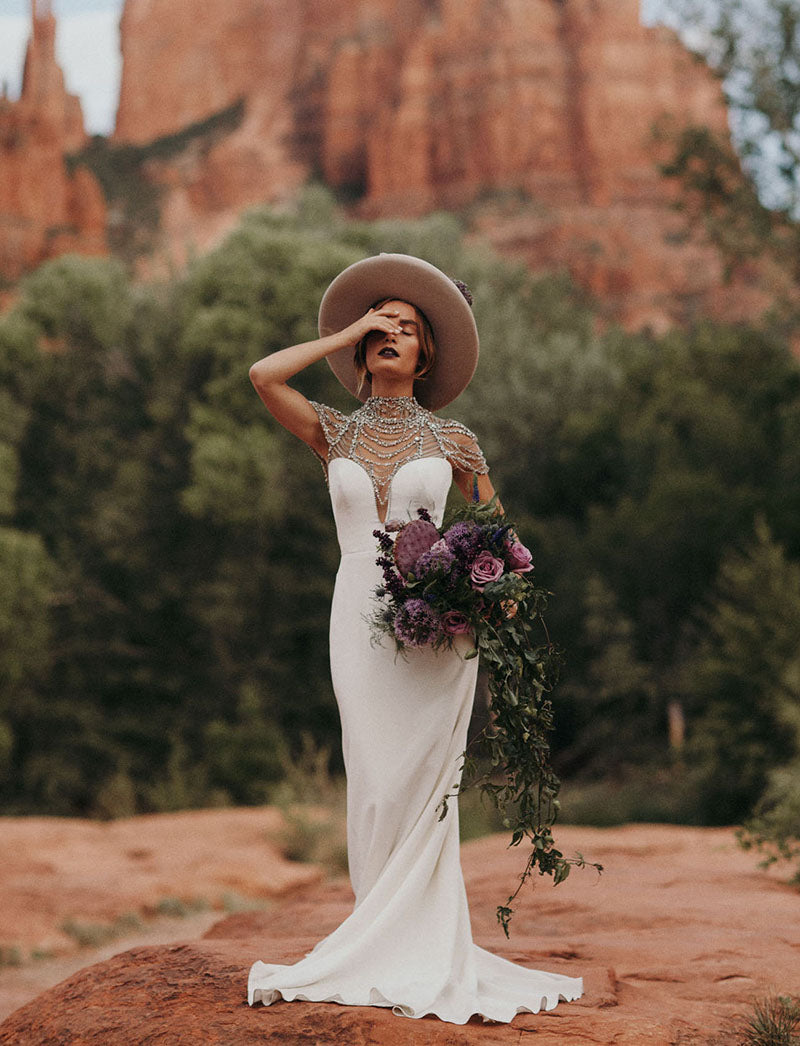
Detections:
452,469,503,512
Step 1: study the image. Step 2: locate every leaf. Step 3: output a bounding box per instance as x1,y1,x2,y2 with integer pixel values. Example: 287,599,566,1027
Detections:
496,904,513,939
553,862,571,886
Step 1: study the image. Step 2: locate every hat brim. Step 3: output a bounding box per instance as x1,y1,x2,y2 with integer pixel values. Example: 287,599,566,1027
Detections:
318,253,479,411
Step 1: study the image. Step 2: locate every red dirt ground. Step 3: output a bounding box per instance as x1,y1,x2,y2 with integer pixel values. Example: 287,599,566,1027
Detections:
1,816,798,1044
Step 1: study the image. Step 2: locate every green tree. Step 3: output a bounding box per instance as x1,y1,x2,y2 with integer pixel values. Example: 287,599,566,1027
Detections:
683,518,800,823
2,193,800,824
558,574,658,777
0,528,55,786
653,0,800,309
659,0,800,215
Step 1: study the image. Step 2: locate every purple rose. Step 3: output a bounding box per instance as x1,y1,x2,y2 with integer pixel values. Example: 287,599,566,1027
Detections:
470,550,505,589
506,540,534,574
441,610,471,635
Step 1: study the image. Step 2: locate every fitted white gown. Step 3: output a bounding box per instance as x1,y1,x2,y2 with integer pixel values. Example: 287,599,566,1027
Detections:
248,453,583,1023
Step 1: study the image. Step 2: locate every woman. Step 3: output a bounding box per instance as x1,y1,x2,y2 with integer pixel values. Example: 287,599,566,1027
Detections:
247,253,582,1023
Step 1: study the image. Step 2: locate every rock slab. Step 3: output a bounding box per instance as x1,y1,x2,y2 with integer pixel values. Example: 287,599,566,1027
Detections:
2,824,799,1044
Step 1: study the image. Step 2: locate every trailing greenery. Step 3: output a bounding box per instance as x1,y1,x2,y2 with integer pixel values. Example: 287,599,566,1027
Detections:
371,495,603,932
439,499,603,935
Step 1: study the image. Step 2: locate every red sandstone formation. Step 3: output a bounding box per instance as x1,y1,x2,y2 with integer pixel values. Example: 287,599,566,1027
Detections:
0,0,786,327
0,1,106,284
112,0,779,329
1,823,798,1044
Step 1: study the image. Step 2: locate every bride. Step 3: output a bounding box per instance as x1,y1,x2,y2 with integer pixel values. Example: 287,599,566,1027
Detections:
246,253,582,1024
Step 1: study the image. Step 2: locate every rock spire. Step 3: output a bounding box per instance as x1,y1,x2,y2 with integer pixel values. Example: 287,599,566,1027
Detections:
0,1,107,284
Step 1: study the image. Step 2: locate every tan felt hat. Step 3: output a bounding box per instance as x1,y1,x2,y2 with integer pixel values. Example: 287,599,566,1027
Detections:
318,253,479,411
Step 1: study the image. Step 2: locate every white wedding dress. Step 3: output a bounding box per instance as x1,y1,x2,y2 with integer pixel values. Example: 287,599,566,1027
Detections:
248,398,582,1024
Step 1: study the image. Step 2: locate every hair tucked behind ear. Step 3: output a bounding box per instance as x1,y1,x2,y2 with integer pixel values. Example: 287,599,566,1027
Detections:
353,299,436,398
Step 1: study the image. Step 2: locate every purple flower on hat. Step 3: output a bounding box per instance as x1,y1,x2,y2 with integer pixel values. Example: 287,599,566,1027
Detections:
451,278,473,307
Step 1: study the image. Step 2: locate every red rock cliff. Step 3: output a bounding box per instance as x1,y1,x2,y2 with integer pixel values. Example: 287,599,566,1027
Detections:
0,2,107,284
112,0,766,329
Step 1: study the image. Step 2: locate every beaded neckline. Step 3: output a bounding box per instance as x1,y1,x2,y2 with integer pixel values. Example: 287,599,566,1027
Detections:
362,394,419,413
311,397,488,523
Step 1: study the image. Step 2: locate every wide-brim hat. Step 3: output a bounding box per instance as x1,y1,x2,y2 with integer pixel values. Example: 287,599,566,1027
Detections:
318,253,479,411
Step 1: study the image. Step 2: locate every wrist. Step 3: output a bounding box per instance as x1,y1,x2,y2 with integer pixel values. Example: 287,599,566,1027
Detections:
325,324,360,355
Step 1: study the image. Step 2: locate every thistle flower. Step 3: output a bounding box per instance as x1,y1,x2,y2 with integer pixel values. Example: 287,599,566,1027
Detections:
416,539,456,578
443,521,484,562
393,598,440,647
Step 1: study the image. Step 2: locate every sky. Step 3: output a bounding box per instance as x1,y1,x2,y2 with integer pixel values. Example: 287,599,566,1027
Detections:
0,0,672,137
0,0,123,134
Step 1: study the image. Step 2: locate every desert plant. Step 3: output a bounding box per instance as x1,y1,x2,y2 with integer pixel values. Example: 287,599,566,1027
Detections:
268,734,348,874
738,763,800,885
154,897,209,919
0,945,22,968
60,912,142,949
740,993,800,1046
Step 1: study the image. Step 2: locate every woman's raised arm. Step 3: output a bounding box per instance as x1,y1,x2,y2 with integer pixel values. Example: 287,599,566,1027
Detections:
249,306,403,453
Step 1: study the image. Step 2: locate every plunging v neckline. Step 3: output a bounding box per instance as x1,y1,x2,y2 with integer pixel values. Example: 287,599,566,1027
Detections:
328,456,452,524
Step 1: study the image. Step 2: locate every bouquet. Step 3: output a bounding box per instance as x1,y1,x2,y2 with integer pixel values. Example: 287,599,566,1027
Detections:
371,495,601,935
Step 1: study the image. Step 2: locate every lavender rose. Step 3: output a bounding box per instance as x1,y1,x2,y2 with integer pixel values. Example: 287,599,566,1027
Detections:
441,610,471,635
470,550,505,589
506,540,534,574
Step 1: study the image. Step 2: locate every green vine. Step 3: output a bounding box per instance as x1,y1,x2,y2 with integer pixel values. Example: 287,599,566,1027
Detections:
442,497,602,934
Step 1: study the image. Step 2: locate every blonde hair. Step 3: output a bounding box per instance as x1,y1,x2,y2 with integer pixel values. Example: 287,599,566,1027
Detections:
353,298,436,398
